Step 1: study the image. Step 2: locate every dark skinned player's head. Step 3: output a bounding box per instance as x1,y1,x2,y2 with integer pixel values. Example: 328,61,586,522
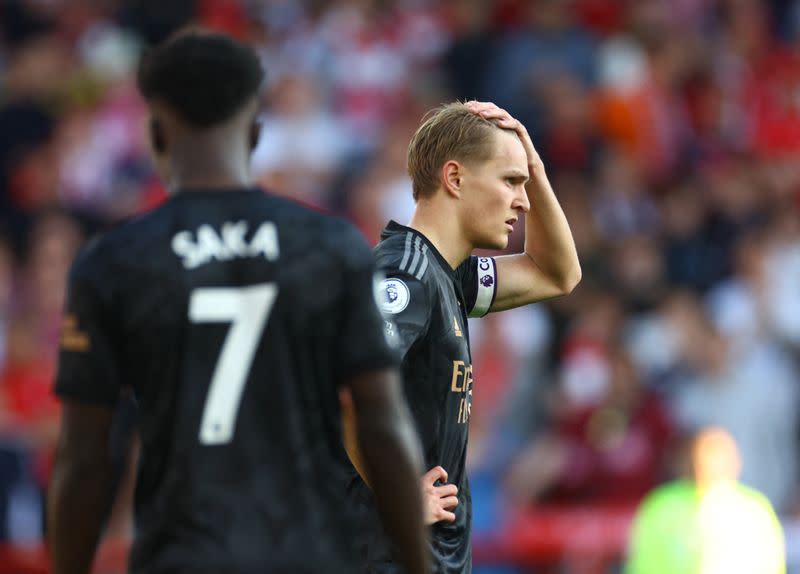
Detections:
136,28,265,188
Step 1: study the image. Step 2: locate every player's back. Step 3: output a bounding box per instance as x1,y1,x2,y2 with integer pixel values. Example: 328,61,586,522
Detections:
66,188,375,573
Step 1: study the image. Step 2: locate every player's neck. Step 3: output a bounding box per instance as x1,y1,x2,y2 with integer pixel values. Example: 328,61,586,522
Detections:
168,150,252,192
408,204,472,270
170,172,252,192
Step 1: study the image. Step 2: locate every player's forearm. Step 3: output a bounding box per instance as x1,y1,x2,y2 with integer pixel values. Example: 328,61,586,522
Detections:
523,167,581,293
340,390,371,487
357,410,428,574
48,451,116,574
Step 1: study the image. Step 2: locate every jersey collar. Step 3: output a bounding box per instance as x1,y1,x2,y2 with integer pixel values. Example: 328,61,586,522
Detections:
381,220,457,277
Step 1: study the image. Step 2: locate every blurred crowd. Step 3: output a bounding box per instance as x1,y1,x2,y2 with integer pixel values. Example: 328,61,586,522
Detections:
2,0,800,570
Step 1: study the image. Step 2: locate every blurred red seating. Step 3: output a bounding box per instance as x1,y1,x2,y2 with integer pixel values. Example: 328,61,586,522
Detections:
473,505,635,565
0,538,129,574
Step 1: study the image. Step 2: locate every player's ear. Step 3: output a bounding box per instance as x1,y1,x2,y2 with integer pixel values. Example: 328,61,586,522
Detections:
442,160,462,199
249,118,262,152
149,118,167,155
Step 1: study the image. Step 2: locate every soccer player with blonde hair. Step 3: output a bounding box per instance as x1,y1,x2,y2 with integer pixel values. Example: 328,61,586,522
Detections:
345,101,581,573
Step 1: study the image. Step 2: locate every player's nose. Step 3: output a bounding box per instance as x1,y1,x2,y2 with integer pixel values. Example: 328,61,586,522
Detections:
512,186,530,213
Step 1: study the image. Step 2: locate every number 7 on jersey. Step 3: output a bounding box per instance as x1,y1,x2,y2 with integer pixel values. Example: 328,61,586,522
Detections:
189,283,278,445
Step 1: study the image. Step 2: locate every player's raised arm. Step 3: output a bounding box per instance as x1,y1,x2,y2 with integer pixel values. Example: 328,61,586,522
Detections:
348,370,428,574
465,101,581,311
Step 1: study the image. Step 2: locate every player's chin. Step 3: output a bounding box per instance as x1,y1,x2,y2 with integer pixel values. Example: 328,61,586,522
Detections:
476,233,509,251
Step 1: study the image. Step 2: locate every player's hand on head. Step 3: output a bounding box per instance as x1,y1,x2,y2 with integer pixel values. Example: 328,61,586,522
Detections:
464,100,543,174
420,466,459,525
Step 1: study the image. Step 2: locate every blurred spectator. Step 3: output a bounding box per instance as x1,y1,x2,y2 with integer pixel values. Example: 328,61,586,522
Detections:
1,211,83,447
625,427,785,574
596,32,696,185
660,178,726,292
504,346,673,506
592,150,659,241
345,112,424,241
484,0,597,135
0,235,14,375
0,211,82,545
442,0,494,100
0,101,56,243
550,173,611,288
706,228,771,352
316,0,447,149
666,292,799,511
467,305,553,471
763,208,800,351
538,71,603,174
251,72,352,204
117,0,196,45
611,234,668,312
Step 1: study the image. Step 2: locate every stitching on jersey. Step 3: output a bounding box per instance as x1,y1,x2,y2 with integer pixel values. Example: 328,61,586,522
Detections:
399,232,413,272
415,244,429,280
407,236,423,275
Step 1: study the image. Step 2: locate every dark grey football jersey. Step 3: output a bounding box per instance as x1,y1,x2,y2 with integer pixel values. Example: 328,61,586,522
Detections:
55,188,397,574
348,221,498,574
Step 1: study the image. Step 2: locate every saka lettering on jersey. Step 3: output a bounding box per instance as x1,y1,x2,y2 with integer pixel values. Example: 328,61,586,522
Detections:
172,221,280,269
450,360,473,425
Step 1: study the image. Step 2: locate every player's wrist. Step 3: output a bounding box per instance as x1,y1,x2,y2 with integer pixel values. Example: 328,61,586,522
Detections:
525,166,549,194
528,158,546,177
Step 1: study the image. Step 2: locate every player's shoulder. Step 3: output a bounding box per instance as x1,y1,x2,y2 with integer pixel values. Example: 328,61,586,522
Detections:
80,201,173,258
251,192,356,237
373,228,437,317
257,192,334,225
295,207,374,266
264,197,379,274
374,227,433,284
68,233,108,286
68,198,185,285
302,207,366,248
69,214,142,272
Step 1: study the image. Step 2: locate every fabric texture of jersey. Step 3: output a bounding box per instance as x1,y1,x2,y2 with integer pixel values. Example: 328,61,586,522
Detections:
348,220,498,574
55,188,398,574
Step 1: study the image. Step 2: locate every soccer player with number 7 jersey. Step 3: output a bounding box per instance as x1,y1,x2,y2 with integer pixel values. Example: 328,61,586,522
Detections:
48,30,429,574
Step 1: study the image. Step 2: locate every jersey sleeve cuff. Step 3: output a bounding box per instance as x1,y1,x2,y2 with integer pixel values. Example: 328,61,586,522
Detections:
468,257,497,318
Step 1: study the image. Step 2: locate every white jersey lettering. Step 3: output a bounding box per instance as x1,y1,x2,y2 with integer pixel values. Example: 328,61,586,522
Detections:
172,221,280,269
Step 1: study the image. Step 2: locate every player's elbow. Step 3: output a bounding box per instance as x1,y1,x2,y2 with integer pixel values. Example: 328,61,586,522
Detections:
560,261,582,295
550,261,581,296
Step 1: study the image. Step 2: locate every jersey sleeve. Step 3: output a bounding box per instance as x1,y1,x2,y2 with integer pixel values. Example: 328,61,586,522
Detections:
335,234,400,380
456,255,498,318
374,271,431,360
54,246,123,406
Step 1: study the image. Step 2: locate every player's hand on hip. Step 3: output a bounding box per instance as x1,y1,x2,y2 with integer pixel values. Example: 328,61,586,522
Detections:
464,100,544,175
420,466,459,525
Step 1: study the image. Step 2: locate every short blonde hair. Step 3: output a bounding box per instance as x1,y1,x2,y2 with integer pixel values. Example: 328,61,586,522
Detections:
407,102,501,201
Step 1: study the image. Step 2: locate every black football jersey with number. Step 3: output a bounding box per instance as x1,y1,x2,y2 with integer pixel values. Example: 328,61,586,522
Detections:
54,188,398,574
347,221,498,574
